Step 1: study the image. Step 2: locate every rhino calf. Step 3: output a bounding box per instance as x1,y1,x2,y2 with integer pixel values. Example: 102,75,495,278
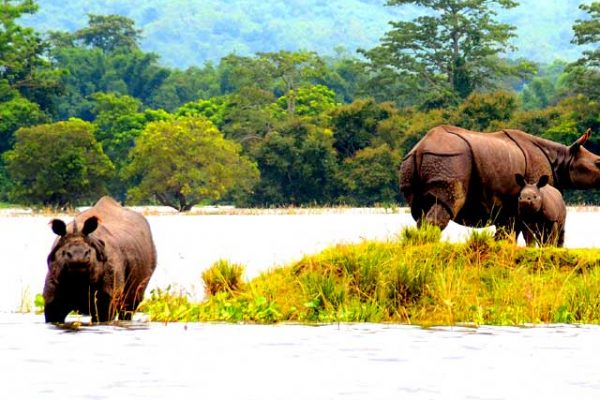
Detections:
515,174,566,247
43,197,157,323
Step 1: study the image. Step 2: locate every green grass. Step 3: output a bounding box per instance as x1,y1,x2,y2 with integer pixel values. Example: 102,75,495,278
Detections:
139,226,600,326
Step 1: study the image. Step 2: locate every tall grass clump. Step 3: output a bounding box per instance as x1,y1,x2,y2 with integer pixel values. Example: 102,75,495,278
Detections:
399,223,441,245
202,259,245,295
142,225,600,326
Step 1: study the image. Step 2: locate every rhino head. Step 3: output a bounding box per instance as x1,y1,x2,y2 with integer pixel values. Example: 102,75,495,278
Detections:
48,216,107,276
565,129,600,189
516,174,548,214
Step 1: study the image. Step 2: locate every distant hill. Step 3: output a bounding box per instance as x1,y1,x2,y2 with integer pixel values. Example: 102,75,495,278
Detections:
22,0,590,68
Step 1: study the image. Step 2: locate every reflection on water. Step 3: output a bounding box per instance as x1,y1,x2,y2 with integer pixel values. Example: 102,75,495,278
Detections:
2,313,600,400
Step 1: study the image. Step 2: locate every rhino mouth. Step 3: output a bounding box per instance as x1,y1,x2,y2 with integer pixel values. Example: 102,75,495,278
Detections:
65,262,90,273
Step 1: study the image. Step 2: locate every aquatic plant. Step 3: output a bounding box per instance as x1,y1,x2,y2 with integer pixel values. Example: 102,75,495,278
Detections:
140,227,600,326
202,259,246,295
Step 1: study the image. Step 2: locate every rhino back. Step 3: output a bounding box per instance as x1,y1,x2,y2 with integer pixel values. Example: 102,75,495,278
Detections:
540,186,567,223
73,197,157,281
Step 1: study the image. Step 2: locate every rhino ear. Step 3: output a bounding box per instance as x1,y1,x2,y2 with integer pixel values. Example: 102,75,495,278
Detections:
50,219,67,236
570,128,592,154
515,174,526,188
537,175,549,188
82,216,99,236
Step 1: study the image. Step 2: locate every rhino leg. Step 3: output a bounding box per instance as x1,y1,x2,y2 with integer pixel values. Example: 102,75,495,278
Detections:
557,227,565,248
548,222,565,247
90,291,116,323
44,301,70,323
520,222,538,246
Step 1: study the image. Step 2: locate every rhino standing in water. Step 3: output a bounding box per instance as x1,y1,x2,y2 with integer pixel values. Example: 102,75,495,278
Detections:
400,125,599,236
44,196,157,323
515,174,566,247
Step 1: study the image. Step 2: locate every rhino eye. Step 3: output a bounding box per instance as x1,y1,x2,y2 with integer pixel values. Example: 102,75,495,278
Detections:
595,160,600,170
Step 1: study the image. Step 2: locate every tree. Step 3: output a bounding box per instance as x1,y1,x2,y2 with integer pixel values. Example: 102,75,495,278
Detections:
572,2,599,68
148,64,222,111
253,119,340,205
176,97,229,128
316,47,370,104
124,117,259,211
338,145,402,206
330,99,397,159
74,14,142,53
47,15,169,117
90,93,171,200
257,51,325,117
377,107,448,156
0,0,61,112
274,84,340,125
450,91,519,131
361,0,534,104
567,2,600,100
0,94,48,153
109,50,170,105
3,119,114,207
219,87,278,151
217,54,276,94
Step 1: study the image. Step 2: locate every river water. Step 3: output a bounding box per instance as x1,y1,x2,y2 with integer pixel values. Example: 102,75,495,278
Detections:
2,314,600,399
2,208,600,399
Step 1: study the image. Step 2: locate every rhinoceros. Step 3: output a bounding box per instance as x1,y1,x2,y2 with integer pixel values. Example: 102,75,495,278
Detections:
399,125,598,236
43,196,157,323
515,174,566,247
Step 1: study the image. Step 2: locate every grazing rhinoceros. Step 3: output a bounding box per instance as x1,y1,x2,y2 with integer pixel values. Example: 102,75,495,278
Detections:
399,125,598,236
43,196,157,323
515,174,566,247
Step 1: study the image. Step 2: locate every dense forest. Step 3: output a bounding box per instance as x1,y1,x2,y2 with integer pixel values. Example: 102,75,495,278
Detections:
1,0,599,210
21,0,591,68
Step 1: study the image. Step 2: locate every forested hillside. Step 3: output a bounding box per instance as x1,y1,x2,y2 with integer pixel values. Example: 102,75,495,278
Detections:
2,0,599,209
21,0,589,68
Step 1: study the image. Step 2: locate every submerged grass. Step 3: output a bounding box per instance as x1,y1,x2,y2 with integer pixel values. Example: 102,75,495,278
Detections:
139,225,600,326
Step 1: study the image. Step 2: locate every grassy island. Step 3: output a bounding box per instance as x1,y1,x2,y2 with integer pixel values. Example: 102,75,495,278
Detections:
140,225,600,326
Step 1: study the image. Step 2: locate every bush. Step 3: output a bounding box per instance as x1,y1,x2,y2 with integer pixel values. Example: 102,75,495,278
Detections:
3,119,114,207
202,259,246,295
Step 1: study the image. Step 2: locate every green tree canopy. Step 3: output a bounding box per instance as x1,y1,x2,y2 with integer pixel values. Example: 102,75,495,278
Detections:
219,87,278,152
572,2,599,68
125,116,259,211
73,14,142,53
330,99,397,159
47,14,170,118
257,51,325,117
361,0,534,104
338,144,402,206
450,91,519,131
0,0,61,112
3,118,114,207
568,2,600,100
253,119,339,205
90,92,171,201
0,94,48,153
274,84,340,125
148,64,221,111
